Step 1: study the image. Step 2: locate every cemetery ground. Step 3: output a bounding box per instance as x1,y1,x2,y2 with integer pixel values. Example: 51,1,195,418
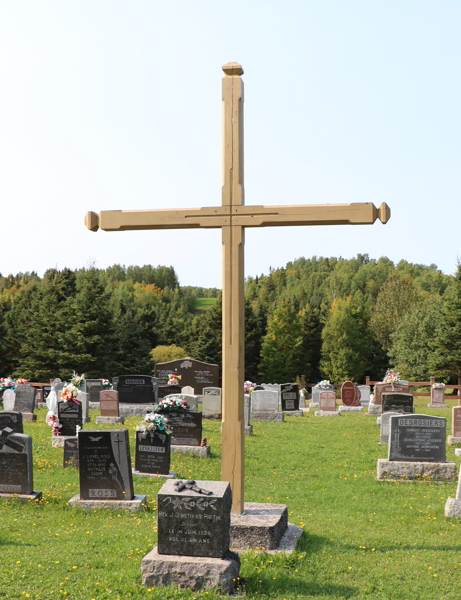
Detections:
1,400,461,600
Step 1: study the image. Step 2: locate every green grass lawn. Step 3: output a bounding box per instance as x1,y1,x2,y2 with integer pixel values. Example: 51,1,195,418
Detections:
1,398,460,599
195,298,218,311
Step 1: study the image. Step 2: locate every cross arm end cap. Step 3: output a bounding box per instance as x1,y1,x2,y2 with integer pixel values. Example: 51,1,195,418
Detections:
379,202,391,224
84,211,99,232
222,62,244,76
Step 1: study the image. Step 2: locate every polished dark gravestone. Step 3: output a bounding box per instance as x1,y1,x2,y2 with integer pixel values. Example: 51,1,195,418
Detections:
157,479,232,558
63,437,79,469
158,385,181,400
155,358,219,395
135,430,171,475
164,411,202,446
341,381,361,407
58,401,83,436
0,428,33,495
14,384,36,413
84,379,102,403
78,429,134,500
113,375,156,404
0,411,23,433
43,385,51,401
382,392,413,415
280,383,299,411
388,414,446,462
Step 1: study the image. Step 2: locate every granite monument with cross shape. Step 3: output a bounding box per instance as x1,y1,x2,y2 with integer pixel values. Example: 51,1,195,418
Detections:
84,62,390,528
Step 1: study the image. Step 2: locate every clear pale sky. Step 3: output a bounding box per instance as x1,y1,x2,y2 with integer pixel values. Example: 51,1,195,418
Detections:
1,2,459,287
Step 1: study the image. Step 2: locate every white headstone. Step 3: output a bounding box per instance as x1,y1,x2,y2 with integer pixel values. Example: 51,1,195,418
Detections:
251,390,279,413
202,394,222,415
357,385,371,405
182,385,195,395
3,390,15,412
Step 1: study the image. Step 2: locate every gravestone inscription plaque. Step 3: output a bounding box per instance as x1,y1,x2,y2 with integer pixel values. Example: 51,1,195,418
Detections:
58,401,82,437
0,411,23,434
280,383,299,411
157,479,232,558
382,393,413,415
164,411,202,446
78,429,134,500
113,375,155,404
319,391,336,412
0,429,33,495
135,430,171,475
100,390,120,417
389,414,446,462
14,384,36,413
431,387,445,405
155,358,219,395
341,381,361,407
63,437,79,469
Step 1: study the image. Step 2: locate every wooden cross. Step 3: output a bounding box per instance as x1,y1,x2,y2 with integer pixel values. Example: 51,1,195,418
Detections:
84,62,390,515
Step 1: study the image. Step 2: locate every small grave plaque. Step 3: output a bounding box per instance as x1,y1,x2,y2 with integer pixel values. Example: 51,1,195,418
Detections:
319,391,336,411
155,357,219,395
0,411,23,433
14,384,35,413
113,375,156,404
0,429,33,494
431,387,445,404
341,381,361,407
382,393,413,414
85,379,102,403
135,430,171,475
78,429,134,500
452,406,461,437
389,414,446,462
100,390,120,417
58,401,82,436
164,411,202,446
157,478,231,558
280,383,299,411
63,437,79,469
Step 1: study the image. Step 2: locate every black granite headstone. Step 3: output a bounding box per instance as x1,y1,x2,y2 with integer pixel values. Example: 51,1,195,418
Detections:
389,414,446,462
78,429,134,500
135,430,171,475
163,411,202,446
158,385,181,399
113,375,155,404
0,411,24,433
84,380,102,403
0,429,33,494
14,384,35,413
43,385,51,401
58,401,82,436
63,437,79,469
382,392,413,414
280,383,300,411
157,479,232,558
155,357,219,395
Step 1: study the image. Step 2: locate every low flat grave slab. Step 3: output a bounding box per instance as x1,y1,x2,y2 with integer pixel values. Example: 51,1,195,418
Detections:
171,444,211,457
133,469,176,478
96,416,125,424
315,410,340,416
0,411,23,433
230,502,291,551
339,406,364,413
251,411,284,421
377,459,456,481
68,493,147,511
52,435,76,448
367,405,382,415
281,410,303,417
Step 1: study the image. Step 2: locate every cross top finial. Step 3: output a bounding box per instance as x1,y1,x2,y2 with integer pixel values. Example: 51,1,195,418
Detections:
222,62,244,76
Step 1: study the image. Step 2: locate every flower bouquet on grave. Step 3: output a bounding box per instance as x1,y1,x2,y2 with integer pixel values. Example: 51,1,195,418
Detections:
48,414,62,436
60,384,81,405
316,380,333,389
167,373,182,386
101,378,112,388
136,413,171,439
431,382,445,389
70,372,85,389
382,369,400,389
154,397,189,414
0,377,15,392
244,381,257,393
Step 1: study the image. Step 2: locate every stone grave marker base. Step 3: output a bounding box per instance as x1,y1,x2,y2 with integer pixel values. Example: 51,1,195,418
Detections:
367,405,382,415
315,410,340,417
0,490,42,502
68,493,148,511
428,403,448,408
444,497,461,518
95,416,125,424
202,413,221,420
376,416,382,424
376,459,456,481
141,547,240,593
244,425,253,435
308,402,319,408
171,444,211,457
89,402,156,417
455,449,461,456
281,410,303,417
447,436,461,445
251,412,284,422
132,469,176,479
22,413,37,422
52,435,76,448
339,406,364,413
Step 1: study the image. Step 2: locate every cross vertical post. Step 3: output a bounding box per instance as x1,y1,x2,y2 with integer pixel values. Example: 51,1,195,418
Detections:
221,63,245,515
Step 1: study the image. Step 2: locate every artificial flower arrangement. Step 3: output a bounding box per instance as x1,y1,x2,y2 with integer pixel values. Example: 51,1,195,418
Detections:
0,377,28,391
154,397,189,414
315,380,333,389
70,372,85,388
382,369,400,385
101,379,112,388
48,414,62,436
244,381,257,393
136,412,171,437
168,373,182,386
60,384,80,404
432,382,445,389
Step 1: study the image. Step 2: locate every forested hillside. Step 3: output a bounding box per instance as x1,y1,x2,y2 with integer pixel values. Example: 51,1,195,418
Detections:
0,255,459,384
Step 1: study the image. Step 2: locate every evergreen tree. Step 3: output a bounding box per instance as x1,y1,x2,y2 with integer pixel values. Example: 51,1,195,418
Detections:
184,297,222,367
299,305,323,382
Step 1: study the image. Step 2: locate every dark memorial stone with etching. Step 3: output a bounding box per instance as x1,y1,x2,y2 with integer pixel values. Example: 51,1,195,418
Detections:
280,383,299,411
382,392,413,415
84,379,102,403
58,401,82,436
389,414,446,462
113,375,155,404
375,382,409,406
155,358,219,395
78,429,134,500
43,385,51,401
164,411,202,446
157,478,231,558
341,381,361,407
0,411,23,434
158,385,181,399
14,384,36,413
100,390,120,417
63,437,79,469
135,430,171,475
0,428,33,495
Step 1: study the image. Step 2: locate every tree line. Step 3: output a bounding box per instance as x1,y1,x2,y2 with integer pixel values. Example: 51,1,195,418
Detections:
0,255,459,385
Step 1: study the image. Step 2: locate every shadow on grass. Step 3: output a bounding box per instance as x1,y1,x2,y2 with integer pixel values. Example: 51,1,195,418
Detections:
0,539,36,547
339,542,461,552
244,573,357,598
297,533,334,553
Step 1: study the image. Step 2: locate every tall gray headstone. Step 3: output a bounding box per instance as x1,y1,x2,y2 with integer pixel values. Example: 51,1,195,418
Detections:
357,385,371,405
0,429,33,495
14,384,35,413
389,414,446,462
